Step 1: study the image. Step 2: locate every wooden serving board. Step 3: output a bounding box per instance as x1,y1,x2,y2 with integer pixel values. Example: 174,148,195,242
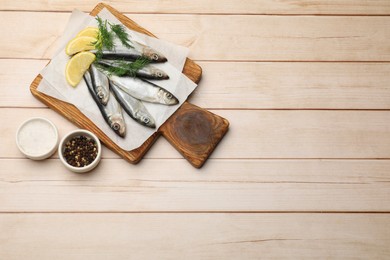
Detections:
30,3,229,168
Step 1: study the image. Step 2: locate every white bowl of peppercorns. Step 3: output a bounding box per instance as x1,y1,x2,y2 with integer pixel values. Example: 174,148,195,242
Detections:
58,129,101,173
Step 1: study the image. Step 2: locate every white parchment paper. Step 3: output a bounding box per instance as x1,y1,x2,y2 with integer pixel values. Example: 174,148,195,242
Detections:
38,8,197,150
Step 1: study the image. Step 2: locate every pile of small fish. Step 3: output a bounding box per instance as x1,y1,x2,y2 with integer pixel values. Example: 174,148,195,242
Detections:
83,41,178,138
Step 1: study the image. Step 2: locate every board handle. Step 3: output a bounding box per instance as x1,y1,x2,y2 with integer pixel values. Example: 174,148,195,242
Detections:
159,102,229,168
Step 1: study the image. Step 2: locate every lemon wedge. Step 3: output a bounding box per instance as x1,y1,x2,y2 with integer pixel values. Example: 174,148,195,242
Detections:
65,52,96,87
76,27,99,38
65,36,96,56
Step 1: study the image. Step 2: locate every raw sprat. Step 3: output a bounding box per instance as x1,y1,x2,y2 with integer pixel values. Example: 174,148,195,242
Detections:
63,17,178,137
97,59,169,80
89,63,110,105
84,70,126,137
101,68,179,106
93,41,167,62
91,16,167,62
111,81,156,128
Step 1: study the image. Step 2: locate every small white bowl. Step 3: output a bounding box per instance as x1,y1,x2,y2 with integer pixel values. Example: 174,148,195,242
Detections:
16,117,59,160
58,129,101,173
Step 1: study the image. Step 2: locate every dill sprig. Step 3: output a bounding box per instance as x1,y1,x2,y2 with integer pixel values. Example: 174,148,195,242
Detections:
92,16,135,60
92,17,148,76
92,16,115,59
95,16,115,50
101,57,150,77
109,23,133,49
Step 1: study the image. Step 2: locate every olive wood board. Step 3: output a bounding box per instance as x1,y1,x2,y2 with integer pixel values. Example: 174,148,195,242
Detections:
30,3,229,168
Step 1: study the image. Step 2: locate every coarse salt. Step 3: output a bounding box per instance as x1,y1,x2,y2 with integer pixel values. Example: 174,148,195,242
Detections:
16,118,58,159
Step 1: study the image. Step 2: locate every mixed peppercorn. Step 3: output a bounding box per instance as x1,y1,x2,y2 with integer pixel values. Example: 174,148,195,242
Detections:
63,135,98,167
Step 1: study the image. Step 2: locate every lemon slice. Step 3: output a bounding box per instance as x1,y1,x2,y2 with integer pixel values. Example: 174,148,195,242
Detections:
65,52,96,87
76,27,99,38
65,36,96,56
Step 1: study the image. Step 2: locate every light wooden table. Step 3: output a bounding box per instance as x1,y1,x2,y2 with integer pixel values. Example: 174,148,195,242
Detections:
1,1,390,259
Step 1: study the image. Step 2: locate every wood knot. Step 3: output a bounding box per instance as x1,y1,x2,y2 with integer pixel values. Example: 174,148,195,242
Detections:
174,111,213,145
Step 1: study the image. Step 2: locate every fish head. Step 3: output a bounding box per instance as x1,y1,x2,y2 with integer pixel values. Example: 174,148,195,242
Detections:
151,68,169,79
109,114,126,137
137,111,156,128
96,86,109,105
143,47,167,62
158,89,179,105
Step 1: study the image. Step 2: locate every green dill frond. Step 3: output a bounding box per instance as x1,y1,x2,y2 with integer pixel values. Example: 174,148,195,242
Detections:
127,56,150,76
94,49,103,60
99,57,150,77
93,16,115,61
105,60,129,77
95,16,114,51
93,17,136,63
110,23,133,49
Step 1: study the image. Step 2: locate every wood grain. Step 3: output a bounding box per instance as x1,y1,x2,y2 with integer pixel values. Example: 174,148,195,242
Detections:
4,59,390,109
1,213,390,259
194,62,390,109
2,0,390,15
2,12,390,61
4,108,390,159
1,159,390,212
160,102,229,167
2,0,390,258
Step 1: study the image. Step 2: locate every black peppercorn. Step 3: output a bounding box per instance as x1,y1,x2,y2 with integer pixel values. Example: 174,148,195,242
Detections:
63,136,98,167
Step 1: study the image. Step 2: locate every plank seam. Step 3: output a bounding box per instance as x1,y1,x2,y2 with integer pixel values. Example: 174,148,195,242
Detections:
3,58,390,63
3,107,390,111
2,10,390,16
0,211,390,214
3,157,390,160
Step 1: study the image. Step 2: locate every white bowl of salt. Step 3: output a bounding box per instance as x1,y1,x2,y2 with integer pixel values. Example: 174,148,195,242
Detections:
16,117,59,160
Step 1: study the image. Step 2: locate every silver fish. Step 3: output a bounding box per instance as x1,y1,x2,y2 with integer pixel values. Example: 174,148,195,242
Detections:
89,64,109,105
110,81,156,128
96,40,167,63
133,41,167,62
84,70,126,137
98,59,169,80
106,73,179,105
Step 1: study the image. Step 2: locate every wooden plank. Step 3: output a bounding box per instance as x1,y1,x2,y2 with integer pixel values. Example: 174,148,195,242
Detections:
1,12,390,61
194,62,390,109
1,213,390,259
3,59,390,109
4,108,390,159
1,0,390,15
202,109,390,159
0,59,46,108
0,159,390,212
